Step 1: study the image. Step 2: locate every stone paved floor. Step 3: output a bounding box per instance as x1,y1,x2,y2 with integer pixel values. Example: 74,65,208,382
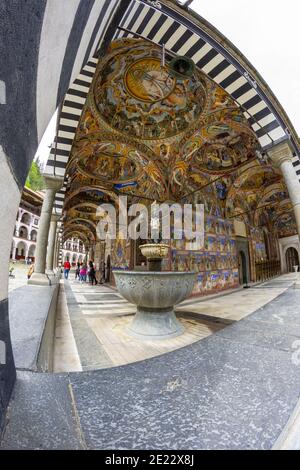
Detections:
53,273,296,372
2,282,300,449
177,273,296,321
8,261,29,292
53,277,227,372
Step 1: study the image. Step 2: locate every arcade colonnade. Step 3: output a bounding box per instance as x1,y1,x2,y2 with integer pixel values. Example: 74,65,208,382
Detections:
21,140,300,288
268,142,300,238
1,0,300,435
27,174,95,286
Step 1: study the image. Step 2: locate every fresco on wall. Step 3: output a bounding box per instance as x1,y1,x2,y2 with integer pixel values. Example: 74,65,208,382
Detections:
249,227,267,262
70,38,259,204
275,213,297,238
171,215,238,295
62,38,297,296
93,45,207,140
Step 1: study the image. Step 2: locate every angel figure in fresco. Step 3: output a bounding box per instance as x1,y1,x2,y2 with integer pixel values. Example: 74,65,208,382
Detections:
212,88,232,109
165,82,186,108
215,181,228,200
122,160,136,178
81,112,98,134
171,161,187,187
113,159,121,180
159,143,170,160
184,141,200,162
96,156,112,180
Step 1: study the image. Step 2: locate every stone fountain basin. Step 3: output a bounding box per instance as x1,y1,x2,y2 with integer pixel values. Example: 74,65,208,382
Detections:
113,270,196,340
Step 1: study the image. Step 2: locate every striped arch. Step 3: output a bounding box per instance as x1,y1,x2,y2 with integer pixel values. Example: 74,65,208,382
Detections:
69,202,100,215
44,0,300,219
116,0,300,171
63,230,90,245
44,56,99,215
64,218,97,232
45,55,98,180
43,0,127,214
64,185,119,210
62,223,96,241
254,183,292,227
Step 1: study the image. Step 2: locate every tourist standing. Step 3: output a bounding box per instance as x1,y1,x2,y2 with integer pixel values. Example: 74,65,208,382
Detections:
27,264,34,279
75,261,80,280
64,259,71,279
88,261,98,286
79,264,87,283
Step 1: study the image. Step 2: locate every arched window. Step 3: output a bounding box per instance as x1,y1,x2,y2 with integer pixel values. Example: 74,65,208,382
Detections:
19,226,28,239
30,230,37,242
16,242,26,259
20,212,31,225
285,247,299,272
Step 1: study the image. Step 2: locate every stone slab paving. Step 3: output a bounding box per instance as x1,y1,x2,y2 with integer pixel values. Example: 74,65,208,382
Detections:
56,279,226,371
176,274,295,322
53,283,82,373
8,261,30,292
1,372,83,450
1,286,300,449
63,281,114,371
9,284,57,370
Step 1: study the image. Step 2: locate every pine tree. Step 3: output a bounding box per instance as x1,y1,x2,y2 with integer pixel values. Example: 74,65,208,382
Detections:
25,161,45,191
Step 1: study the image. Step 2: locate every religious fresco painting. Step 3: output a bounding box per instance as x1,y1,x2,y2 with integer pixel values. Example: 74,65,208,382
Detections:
171,215,238,295
62,38,298,294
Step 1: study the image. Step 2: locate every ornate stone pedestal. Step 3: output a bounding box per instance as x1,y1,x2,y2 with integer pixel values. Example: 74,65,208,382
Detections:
113,271,195,340
139,243,169,272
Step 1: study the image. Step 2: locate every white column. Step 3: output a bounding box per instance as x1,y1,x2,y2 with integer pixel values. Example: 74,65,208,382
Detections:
53,230,59,269
25,244,30,261
268,141,300,286
46,213,60,272
268,142,300,239
28,176,63,285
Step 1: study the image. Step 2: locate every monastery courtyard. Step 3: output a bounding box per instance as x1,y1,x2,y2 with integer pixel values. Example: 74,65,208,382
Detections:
2,269,300,450
1,0,300,456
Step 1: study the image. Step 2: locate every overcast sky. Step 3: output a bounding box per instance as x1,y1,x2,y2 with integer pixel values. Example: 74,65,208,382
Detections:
190,0,300,134
36,0,300,166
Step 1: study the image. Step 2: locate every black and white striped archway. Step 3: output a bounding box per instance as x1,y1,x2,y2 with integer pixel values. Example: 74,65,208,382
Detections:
43,0,300,279
44,0,300,218
0,0,128,429
1,0,299,430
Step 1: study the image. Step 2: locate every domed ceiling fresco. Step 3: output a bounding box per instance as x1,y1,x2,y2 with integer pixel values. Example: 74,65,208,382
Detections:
62,38,297,293
67,38,260,204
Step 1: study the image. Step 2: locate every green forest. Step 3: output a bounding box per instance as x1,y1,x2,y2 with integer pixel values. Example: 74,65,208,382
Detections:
25,160,45,191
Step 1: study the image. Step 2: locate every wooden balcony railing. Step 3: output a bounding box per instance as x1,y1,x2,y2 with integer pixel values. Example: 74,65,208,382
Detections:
255,259,281,282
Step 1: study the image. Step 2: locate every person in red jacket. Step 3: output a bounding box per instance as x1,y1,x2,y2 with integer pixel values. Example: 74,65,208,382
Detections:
64,259,71,279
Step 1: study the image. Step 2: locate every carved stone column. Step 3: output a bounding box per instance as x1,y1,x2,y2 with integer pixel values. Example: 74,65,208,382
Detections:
46,213,60,273
268,142,300,238
53,229,60,269
268,141,300,287
28,176,63,285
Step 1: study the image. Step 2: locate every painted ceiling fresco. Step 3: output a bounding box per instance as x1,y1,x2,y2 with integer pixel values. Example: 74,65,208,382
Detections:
63,38,296,242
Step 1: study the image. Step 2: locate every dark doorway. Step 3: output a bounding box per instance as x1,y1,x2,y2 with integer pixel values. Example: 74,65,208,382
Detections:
106,255,111,283
285,247,299,272
238,251,248,284
135,239,147,268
